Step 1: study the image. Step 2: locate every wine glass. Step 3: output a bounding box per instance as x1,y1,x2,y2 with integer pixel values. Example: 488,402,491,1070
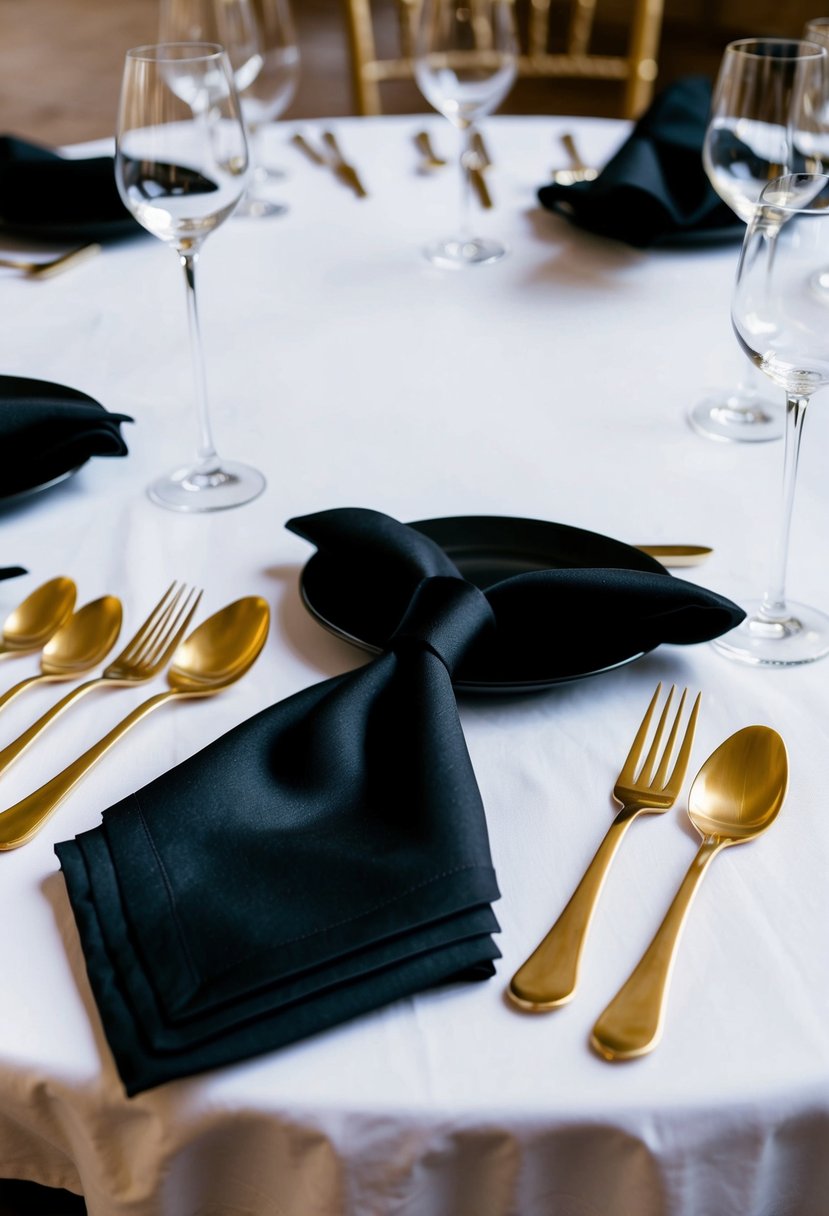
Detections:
414,0,517,268
712,172,829,665
159,0,300,218
688,38,826,444
116,43,266,512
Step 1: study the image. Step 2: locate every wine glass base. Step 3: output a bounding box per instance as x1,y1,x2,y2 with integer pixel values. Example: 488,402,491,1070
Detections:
147,460,266,513
234,196,288,219
711,599,829,665
688,391,783,442
423,235,507,268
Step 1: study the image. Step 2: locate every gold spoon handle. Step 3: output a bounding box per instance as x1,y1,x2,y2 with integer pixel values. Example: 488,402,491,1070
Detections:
0,673,52,714
590,838,722,1059
0,677,106,776
508,808,635,1010
0,690,178,850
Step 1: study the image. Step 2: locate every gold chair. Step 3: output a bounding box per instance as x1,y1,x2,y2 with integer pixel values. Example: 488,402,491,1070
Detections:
342,0,664,120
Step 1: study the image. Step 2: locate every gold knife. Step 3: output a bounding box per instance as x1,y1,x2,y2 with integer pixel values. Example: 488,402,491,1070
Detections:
322,131,368,198
468,164,493,209
636,545,713,567
291,132,327,166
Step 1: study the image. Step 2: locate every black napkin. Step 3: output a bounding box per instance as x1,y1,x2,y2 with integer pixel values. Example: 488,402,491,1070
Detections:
55,508,744,1095
0,376,132,498
0,135,140,241
538,76,743,248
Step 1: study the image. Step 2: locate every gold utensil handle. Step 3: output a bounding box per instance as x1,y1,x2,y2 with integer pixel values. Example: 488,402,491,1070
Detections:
290,132,326,165
469,166,493,209
561,132,586,171
0,673,47,714
509,809,634,1010
636,545,713,567
0,677,104,776
590,838,721,1059
0,690,175,850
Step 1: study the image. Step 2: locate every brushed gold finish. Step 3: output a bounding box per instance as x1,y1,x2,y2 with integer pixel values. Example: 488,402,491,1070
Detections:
290,132,327,166
0,596,270,850
508,683,700,1011
0,582,201,777
0,577,76,659
471,130,492,169
322,131,369,198
0,596,122,713
636,545,713,568
414,130,447,171
550,131,599,185
0,243,101,279
468,165,493,210
591,725,788,1061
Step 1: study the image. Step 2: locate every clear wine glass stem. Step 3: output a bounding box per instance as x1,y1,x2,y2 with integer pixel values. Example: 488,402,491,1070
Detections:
179,247,221,477
458,124,474,240
760,392,810,621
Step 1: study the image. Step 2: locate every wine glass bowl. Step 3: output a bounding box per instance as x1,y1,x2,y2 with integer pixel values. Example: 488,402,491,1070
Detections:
159,0,300,217
116,43,266,512
689,37,827,443
414,0,517,268
713,173,829,665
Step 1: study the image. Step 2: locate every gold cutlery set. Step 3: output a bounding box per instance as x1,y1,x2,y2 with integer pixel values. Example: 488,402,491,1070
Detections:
291,130,368,198
413,128,494,209
0,578,269,850
508,682,788,1060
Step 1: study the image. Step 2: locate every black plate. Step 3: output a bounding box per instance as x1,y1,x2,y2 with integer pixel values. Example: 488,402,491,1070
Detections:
300,515,666,693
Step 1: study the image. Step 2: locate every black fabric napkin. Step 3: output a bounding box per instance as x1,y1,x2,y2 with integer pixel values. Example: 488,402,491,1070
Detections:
0,135,140,241
0,375,132,498
55,508,744,1095
538,76,743,248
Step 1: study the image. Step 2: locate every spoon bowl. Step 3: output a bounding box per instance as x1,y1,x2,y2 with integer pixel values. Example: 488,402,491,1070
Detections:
0,577,76,657
0,595,271,850
591,725,789,1060
168,596,271,692
0,595,123,715
688,726,788,842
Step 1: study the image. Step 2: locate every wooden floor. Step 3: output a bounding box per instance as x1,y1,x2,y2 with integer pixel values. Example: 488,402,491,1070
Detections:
0,0,817,148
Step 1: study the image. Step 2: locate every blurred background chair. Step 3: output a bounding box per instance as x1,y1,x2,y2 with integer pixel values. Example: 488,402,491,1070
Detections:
344,0,664,120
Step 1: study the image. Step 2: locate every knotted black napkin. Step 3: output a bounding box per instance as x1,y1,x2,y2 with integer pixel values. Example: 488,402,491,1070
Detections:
0,135,139,241
0,376,132,499
538,77,743,248
55,508,743,1095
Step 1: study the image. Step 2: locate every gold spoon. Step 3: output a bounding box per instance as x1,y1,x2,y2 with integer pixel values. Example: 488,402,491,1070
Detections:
591,726,789,1061
0,596,270,851
0,577,76,659
0,596,122,714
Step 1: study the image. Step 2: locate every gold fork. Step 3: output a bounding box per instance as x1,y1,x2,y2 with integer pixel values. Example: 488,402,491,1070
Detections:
0,582,201,778
508,683,700,1011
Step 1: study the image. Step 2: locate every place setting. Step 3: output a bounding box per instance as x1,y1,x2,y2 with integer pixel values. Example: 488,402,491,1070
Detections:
4,4,829,1212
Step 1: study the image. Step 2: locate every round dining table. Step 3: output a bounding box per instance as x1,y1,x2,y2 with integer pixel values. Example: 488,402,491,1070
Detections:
0,113,827,1216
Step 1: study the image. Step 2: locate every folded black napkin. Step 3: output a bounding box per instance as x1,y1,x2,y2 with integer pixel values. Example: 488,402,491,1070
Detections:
0,375,132,498
0,135,139,241
0,566,26,580
55,508,744,1095
538,76,743,248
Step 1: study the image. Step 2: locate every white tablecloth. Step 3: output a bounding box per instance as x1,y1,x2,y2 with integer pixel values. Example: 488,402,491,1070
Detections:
0,115,827,1216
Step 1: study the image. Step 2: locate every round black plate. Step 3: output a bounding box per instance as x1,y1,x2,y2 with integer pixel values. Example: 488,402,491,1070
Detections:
300,515,665,693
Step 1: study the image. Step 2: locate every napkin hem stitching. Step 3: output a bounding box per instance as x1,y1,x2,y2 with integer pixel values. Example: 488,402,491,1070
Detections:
135,794,202,988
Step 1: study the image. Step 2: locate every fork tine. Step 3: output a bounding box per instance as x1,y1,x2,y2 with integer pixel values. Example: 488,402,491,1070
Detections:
635,685,676,785
142,587,203,673
616,682,663,785
651,688,687,788
127,583,186,667
664,690,701,794
111,582,180,666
